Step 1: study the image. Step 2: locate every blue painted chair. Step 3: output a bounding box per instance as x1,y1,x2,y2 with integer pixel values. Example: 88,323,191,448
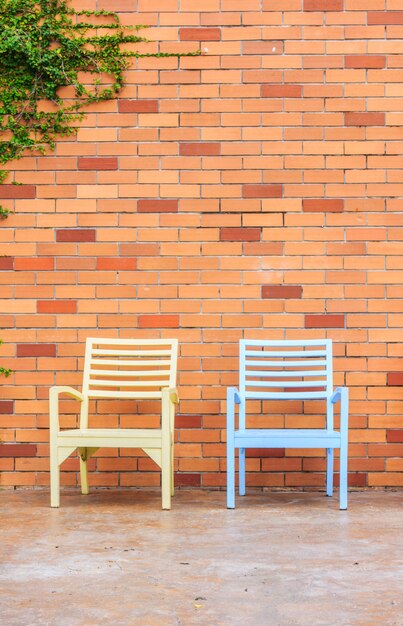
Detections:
227,339,349,509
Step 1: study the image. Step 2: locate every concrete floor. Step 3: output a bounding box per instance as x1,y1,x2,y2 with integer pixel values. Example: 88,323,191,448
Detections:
0,489,402,626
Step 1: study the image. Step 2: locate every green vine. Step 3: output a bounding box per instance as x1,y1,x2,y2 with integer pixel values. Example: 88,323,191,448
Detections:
0,0,200,218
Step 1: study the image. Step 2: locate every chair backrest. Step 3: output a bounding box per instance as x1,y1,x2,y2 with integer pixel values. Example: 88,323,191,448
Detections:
82,338,178,399
240,339,333,400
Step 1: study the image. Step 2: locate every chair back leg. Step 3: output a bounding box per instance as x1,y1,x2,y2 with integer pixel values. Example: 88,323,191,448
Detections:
239,448,246,496
326,448,334,497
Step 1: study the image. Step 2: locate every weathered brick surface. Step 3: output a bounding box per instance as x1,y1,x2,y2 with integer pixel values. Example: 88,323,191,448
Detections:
78,158,118,170
0,185,36,199
0,401,14,414
1,4,402,490
0,257,13,270
262,286,303,299
0,445,37,457
118,100,159,113
387,373,403,386
16,344,56,357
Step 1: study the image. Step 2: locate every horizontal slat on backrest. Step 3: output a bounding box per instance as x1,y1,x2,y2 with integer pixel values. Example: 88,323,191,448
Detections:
92,349,172,356
240,339,332,400
83,338,178,399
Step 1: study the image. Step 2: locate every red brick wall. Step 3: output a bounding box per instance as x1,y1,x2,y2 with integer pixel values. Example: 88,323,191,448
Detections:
1,0,402,491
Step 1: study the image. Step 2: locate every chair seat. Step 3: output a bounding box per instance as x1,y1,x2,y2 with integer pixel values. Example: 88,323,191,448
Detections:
234,428,341,448
58,428,164,448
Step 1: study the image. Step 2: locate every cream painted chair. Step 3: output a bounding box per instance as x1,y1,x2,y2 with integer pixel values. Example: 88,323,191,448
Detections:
50,338,178,509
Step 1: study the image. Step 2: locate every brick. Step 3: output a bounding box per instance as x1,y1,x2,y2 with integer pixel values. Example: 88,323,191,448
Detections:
0,444,37,457
368,12,403,24
0,401,13,414
0,257,13,270
303,199,344,212
176,415,202,428
0,185,36,198
118,100,159,113
56,230,96,242
262,85,303,98
345,112,385,126
244,42,284,55
97,258,137,270
179,28,221,41
246,449,285,458
387,372,403,386
78,158,118,170
120,244,158,256
345,56,386,69
180,143,220,156
386,430,403,443
17,344,56,357
37,301,77,314
305,314,345,328
220,228,261,242
262,285,303,299
174,473,201,487
138,200,178,213
14,258,54,270
304,0,344,9
242,184,283,198
244,243,283,255
138,315,179,328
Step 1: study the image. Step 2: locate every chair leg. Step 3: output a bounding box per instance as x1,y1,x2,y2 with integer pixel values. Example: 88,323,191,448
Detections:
161,468,171,510
161,440,171,510
161,392,171,510
79,457,89,495
227,444,235,509
50,445,60,508
170,443,175,497
339,442,348,510
239,448,246,496
326,448,334,497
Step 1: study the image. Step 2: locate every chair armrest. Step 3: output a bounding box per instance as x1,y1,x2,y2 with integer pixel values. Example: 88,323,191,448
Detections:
162,387,179,403
227,387,242,432
169,388,179,404
331,387,344,404
49,386,84,434
50,386,84,402
162,388,179,435
331,387,349,433
228,387,242,405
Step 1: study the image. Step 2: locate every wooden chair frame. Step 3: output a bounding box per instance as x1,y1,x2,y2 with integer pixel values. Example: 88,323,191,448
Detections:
227,339,349,509
50,338,178,509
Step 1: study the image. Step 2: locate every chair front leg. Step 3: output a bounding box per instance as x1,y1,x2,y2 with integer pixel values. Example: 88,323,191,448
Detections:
49,388,60,508
170,442,175,497
332,387,349,510
226,387,238,509
50,444,60,508
339,443,348,510
227,441,235,509
161,389,172,510
326,448,334,497
239,448,246,496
